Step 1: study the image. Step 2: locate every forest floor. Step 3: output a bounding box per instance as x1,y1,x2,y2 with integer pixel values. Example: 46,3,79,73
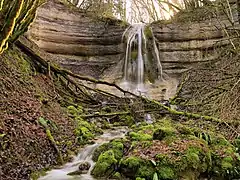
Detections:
0,46,78,179
0,38,239,180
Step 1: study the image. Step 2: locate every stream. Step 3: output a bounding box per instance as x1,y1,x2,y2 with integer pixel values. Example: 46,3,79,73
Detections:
38,127,128,180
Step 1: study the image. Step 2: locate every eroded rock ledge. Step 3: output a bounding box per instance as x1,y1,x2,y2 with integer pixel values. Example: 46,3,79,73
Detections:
27,0,126,77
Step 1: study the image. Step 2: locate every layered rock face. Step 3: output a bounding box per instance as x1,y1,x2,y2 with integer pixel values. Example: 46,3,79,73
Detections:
27,0,239,100
27,0,126,77
151,0,239,75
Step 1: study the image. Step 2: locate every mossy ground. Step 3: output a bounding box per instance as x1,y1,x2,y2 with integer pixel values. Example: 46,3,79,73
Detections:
91,118,240,180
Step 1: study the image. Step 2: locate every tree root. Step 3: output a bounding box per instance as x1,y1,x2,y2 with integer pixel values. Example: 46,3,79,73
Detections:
38,117,63,164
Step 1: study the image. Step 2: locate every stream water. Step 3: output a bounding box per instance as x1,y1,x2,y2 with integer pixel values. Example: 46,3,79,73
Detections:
38,127,128,180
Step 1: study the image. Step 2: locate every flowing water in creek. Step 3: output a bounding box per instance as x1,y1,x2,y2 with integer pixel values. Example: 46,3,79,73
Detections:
38,127,128,180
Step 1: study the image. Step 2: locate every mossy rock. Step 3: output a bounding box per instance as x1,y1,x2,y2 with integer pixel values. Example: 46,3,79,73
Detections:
67,105,83,117
73,116,101,144
92,143,109,162
119,115,135,126
135,178,146,180
91,150,117,177
144,26,153,39
136,164,155,179
111,139,124,160
92,139,124,162
157,166,176,180
182,145,211,172
112,172,122,179
120,156,155,179
129,131,152,141
120,156,144,178
153,127,175,141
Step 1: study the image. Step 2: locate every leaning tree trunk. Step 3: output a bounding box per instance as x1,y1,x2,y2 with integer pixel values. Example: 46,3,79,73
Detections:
0,0,44,54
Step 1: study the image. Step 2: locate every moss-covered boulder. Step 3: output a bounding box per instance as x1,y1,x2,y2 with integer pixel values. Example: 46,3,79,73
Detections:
91,150,117,177
120,156,155,179
92,139,125,162
92,143,109,162
129,131,152,141
153,126,175,140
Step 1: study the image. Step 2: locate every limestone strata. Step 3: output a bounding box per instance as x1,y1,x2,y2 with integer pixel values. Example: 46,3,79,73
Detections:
151,1,239,75
27,0,126,77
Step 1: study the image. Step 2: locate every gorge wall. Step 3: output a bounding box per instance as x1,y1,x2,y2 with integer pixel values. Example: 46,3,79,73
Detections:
152,0,239,75
27,0,239,79
27,0,126,77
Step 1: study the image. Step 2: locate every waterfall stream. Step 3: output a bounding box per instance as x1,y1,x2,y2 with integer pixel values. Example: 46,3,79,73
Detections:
121,23,163,95
38,127,128,180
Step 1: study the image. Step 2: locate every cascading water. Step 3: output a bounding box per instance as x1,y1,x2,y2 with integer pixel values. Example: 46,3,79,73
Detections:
121,23,163,95
38,127,127,180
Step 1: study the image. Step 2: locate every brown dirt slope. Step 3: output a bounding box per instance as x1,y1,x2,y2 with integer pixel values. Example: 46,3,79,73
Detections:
0,44,75,179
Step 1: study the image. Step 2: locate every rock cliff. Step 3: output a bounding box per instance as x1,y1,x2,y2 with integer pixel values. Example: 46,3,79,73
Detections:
151,0,239,75
27,0,126,77
27,0,239,92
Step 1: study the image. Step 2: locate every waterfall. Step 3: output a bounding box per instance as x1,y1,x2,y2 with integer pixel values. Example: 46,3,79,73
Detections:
121,23,163,95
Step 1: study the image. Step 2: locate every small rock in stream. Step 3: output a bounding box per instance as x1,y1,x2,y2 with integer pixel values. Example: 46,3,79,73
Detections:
67,161,91,176
79,161,91,172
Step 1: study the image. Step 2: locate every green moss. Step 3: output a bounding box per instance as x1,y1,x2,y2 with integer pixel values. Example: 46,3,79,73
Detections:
129,132,152,141
135,178,145,180
135,124,154,132
177,124,194,135
153,127,175,141
18,56,31,75
212,135,230,146
112,172,122,179
119,115,134,126
92,139,124,162
131,51,138,60
92,143,109,162
221,156,233,169
30,169,48,180
80,127,94,139
73,115,101,144
137,164,155,179
185,148,201,169
91,150,117,177
111,140,124,160
182,145,210,173
67,105,83,117
158,166,176,179
121,156,142,169
120,156,143,178
144,26,153,39
234,138,240,150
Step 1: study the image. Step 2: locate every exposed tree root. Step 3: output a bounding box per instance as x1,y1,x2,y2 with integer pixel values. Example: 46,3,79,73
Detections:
38,117,63,164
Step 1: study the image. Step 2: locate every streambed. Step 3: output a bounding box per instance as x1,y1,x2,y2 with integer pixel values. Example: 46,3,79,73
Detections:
38,127,128,180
